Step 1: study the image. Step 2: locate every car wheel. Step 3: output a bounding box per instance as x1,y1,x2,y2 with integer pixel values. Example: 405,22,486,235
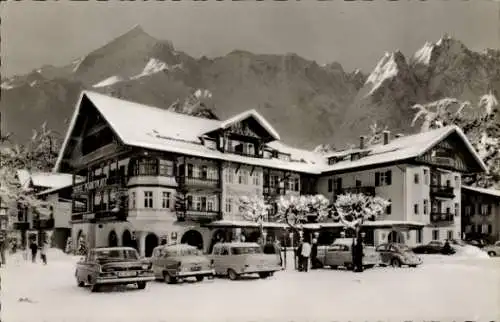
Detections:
77,278,85,287
409,265,417,268
196,276,204,282
391,258,401,268
345,263,353,271
330,265,338,269
488,251,496,257
164,272,177,284
137,282,147,290
227,269,239,281
364,265,375,269
89,279,100,293
258,272,270,279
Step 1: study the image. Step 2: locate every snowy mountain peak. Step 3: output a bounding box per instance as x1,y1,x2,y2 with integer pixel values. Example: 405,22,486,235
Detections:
413,42,435,65
365,52,402,95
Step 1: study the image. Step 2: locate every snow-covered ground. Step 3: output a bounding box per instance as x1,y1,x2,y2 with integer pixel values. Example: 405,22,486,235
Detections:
2,249,499,322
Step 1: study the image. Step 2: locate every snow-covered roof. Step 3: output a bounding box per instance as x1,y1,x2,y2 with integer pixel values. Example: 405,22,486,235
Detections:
301,221,425,230
16,169,76,190
37,176,85,196
462,186,500,199
54,91,321,174
204,220,289,229
320,126,487,173
209,109,281,141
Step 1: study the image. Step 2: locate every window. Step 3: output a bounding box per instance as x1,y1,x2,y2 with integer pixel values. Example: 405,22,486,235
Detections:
225,169,234,183
200,197,207,211
481,204,488,216
414,173,419,184
446,180,451,187
446,207,451,214
423,199,428,215
187,196,193,210
416,230,422,243
355,179,362,187
423,169,429,185
252,173,260,186
482,224,488,234
138,158,158,176
194,196,201,211
454,203,459,216
432,229,439,241
487,204,492,215
187,164,194,178
201,166,208,179
328,179,333,192
158,160,173,176
454,175,459,187
386,199,392,215
465,206,471,216
238,170,248,185
488,224,493,235
144,191,153,208
162,191,170,209
294,178,300,191
414,204,419,215
375,170,392,186
130,192,136,209
207,198,215,211
335,178,343,191
447,230,453,240
225,198,232,213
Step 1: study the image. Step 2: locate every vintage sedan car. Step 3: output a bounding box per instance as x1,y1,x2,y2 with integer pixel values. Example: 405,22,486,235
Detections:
483,241,500,257
316,238,381,270
412,241,456,255
210,242,281,280
150,244,214,284
75,247,154,292
375,243,422,267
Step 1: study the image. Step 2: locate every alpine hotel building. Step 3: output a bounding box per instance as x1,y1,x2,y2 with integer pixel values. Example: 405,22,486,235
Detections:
54,91,488,257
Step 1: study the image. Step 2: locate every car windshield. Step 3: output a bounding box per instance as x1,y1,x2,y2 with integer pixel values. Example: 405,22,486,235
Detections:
167,247,202,256
232,246,262,255
95,249,138,261
395,244,411,252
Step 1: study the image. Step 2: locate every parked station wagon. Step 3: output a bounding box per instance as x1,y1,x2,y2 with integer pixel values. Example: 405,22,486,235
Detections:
75,247,155,292
150,244,214,284
210,242,281,280
316,238,380,270
375,243,422,267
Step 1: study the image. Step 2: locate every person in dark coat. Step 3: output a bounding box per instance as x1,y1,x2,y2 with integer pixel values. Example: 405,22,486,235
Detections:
29,240,38,263
296,241,303,271
353,235,364,272
442,240,453,255
310,238,320,269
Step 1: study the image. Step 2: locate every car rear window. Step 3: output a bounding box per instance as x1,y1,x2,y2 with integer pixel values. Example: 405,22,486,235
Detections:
96,249,138,260
167,247,202,256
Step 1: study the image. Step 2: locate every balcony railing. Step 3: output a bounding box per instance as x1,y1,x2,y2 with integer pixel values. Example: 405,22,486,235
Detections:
430,185,455,198
337,186,376,196
263,186,286,196
430,212,455,223
226,148,262,159
177,176,220,188
176,208,221,222
71,208,128,223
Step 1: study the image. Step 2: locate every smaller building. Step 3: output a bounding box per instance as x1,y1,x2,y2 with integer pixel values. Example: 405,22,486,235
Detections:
12,170,82,248
461,186,500,242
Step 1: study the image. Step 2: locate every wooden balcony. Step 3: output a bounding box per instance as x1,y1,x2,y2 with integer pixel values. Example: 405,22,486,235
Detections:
430,185,455,199
71,208,128,223
177,176,220,189
338,186,376,196
430,212,455,224
176,208,221,223
263,186,286,196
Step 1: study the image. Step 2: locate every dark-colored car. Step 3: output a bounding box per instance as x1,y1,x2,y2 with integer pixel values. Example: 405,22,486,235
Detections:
375,243,422,267
412,241,456,255
75,247,154,292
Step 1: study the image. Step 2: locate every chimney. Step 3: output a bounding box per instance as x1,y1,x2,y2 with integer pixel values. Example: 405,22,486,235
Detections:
359,136,366,150
383,131,390,145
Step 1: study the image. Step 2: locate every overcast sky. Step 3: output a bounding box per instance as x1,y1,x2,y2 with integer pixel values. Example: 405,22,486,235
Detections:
1,0,499,77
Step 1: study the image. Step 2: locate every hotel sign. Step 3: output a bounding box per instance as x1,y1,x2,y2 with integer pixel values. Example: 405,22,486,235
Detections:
74,177,107,194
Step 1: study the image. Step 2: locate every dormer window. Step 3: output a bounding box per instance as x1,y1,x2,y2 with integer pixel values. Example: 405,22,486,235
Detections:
263,150,272,159
278,153,291,162
328,157,337,165
203,138,216,150
350,153,360,161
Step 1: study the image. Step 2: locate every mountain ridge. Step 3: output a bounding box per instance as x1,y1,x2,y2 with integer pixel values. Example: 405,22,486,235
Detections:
1,26,499,151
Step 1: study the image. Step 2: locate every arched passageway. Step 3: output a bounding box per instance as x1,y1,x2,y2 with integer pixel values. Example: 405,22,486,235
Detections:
145,233,159,257
108,230,118,247
122,230,138,250
180,230,204,250
387,230,405,244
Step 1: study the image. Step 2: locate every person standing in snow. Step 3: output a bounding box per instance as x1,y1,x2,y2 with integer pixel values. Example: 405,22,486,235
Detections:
301,239,312,272
311,238,320,269
40,240,48,265
29,240,38,263
296,240,303,271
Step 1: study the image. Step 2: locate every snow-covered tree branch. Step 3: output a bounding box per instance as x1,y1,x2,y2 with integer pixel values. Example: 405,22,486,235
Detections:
274,194,330,231
331,193,390,231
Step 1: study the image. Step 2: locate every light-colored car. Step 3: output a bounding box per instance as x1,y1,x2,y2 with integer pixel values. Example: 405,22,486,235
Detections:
150,244,214,284
75,247,155,292
210,242,282,280
483,241,500,257
375,243,422,267
316,238,380,270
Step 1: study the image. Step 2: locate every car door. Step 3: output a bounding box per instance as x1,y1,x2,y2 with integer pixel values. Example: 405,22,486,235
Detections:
376,244,389,264
211,246,223,275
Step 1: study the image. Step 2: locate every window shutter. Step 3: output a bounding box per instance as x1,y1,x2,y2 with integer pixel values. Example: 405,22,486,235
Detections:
386,171,392,185
375,172,380,186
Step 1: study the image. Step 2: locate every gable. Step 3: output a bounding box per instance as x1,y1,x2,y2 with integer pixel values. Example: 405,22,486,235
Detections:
415,131,484,173
55,94,123,172
225,117,272,140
